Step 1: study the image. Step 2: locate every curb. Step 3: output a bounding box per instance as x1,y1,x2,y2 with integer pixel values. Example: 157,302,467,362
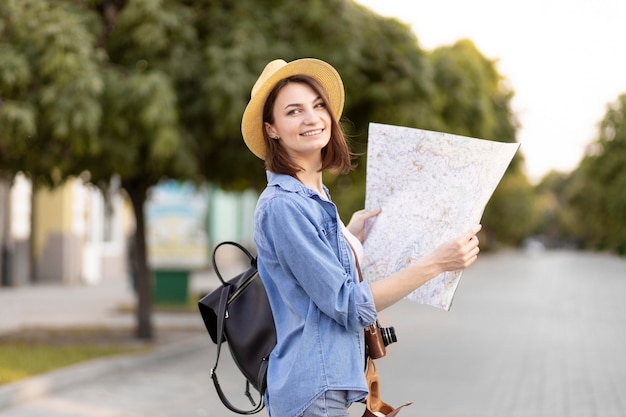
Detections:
0,335,207,411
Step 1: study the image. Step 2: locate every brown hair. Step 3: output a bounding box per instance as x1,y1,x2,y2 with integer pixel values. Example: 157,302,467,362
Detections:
262,75,353,175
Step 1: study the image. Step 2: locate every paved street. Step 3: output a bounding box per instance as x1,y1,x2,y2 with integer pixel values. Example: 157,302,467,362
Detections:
364,249,626,417
1,249,626,417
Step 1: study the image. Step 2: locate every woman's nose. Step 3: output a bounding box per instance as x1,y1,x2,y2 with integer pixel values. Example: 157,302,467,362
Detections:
303,108,319,124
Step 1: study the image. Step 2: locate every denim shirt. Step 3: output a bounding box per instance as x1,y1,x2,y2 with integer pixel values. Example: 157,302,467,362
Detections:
254,171,378,417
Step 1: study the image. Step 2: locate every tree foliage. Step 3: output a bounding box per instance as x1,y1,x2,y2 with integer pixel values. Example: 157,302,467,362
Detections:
430,40,515,141
533,171,575,247
0,0,103,183
89,0,201,338
563,93,626,254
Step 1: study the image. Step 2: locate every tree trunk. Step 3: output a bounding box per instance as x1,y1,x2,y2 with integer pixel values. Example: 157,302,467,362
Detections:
0,179,10,286
124,181,153,340
29,185,37,284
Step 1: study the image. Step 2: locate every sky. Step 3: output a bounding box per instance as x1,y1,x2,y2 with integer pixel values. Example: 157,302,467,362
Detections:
355,0,626,183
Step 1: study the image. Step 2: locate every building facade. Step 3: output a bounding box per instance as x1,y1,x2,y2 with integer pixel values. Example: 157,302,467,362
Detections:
0,175,256,287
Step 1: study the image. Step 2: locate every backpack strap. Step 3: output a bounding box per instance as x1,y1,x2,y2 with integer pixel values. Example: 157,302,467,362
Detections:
213,241,256,284
209,284,228,382
209,244,265,415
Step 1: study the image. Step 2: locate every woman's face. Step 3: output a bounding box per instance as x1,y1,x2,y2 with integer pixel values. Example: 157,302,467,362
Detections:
264,81,332,163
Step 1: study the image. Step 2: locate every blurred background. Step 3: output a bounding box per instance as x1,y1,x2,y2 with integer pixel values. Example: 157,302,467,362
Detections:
3,0,624,319
1,0,625,414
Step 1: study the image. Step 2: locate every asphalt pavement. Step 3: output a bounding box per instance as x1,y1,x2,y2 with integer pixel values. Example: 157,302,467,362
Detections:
1,249,626,417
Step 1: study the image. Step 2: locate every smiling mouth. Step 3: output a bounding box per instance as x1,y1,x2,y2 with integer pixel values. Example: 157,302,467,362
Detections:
301,129,324,137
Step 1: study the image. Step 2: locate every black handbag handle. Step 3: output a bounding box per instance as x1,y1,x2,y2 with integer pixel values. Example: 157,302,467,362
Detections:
209,242,265,414
212,241,256,285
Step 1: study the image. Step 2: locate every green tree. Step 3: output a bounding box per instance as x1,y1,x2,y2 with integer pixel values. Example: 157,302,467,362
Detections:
0,0,102,181
86,0,199,338
0,0,197,338
0,0,104,283
534,170,578,247
565,93,626,254
481,172,541,248
430,40,517,144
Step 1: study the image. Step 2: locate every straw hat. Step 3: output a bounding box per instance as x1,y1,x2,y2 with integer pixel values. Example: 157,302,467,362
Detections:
241,58,345,160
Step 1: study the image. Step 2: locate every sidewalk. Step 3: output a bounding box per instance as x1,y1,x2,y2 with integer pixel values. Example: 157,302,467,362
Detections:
0,238,253,334
0,271,217,335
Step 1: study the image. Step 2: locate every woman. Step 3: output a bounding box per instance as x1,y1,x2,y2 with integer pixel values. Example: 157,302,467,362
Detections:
241,58,481,417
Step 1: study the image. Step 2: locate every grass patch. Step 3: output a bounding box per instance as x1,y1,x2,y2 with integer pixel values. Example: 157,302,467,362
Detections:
0,328,151,386
0,344,135,385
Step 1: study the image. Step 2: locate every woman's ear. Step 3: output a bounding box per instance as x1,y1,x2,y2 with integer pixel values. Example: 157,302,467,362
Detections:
264,122,278,139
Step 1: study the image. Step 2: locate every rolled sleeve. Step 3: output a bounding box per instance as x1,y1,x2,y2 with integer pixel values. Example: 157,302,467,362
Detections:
355,280,377,327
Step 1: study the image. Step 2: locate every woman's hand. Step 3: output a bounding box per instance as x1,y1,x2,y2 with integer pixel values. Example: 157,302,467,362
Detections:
369,223,481,312
428,224,482,273
346,208,382,243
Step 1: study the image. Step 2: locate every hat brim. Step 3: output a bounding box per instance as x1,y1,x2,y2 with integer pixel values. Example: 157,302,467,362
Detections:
241,58,345,160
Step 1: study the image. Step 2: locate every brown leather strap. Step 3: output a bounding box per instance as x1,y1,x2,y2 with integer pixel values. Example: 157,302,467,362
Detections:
362,358,413,416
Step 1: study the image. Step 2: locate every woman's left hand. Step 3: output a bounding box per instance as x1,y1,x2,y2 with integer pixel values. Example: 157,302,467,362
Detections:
346,208,382,243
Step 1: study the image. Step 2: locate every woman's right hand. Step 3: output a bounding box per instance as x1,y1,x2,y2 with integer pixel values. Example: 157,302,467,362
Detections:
429,224,482,273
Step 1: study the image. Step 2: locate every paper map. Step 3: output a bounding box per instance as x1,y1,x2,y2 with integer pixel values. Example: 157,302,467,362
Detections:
362,123,520,310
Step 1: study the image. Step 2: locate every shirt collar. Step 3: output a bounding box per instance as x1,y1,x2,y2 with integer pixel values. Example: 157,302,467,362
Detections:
266,171,330,199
